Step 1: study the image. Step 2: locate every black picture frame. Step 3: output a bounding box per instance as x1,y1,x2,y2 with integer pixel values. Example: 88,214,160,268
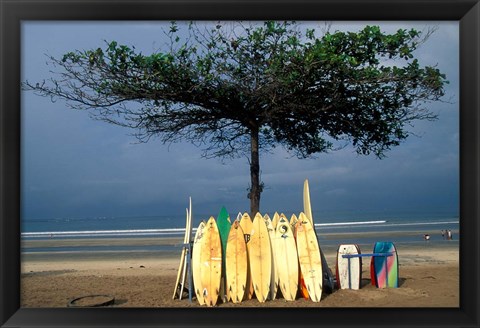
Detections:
1,0,478,327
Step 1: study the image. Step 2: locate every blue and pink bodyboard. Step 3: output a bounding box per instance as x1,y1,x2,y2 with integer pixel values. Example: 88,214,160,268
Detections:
370,241,399,288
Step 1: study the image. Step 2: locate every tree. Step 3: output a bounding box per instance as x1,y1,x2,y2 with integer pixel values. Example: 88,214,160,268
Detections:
23,21,448,215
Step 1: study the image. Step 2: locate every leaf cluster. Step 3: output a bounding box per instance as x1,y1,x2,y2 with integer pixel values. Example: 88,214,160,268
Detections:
23,21,448,159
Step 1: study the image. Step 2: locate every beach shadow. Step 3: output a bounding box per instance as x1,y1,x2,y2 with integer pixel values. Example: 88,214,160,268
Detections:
359,277,407,288
22,269,76,277
360,278,372,288
113,299,128,306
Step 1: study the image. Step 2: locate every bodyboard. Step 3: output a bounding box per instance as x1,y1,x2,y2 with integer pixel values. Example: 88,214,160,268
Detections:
336,244,362,290
372,241,399,288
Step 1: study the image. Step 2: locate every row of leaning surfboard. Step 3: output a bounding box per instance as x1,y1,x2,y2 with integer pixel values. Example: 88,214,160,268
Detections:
172,180,399,306
194,210,324,306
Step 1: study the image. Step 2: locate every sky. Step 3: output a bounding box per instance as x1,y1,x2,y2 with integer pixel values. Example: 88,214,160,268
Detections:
21,21,459,221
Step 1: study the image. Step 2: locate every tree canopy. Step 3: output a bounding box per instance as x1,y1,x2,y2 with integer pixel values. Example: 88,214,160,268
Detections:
23,21,448,214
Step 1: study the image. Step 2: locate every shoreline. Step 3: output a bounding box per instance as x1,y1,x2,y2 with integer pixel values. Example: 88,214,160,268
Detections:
21,241,459,308
22,227,459,249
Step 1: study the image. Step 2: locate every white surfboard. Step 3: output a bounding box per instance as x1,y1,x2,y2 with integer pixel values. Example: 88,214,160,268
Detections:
274,216,299,301
192,221,206,304
263,214,279,300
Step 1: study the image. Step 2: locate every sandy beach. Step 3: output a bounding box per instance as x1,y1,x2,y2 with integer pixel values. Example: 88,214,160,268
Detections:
20,236,459,308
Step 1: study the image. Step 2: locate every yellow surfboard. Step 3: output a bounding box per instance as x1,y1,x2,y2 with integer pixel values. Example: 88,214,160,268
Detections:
303,179,335,293
200,216,222,306
239,213,254,300
295,212,323,302
303,179,313,224
249,213,272,302
272,212,280,230
293,214,309,300
263,214,279,300
192,221,206,305
225,221,248,303
274,216,299,301
289,213,298,235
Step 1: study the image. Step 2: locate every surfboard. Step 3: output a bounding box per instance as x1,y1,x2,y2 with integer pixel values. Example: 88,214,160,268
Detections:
303,179,313,224
192,221,206,304
178,207,191,300
274,216,299,301
217,206,231,302
272,212,280,230
295,212,323,302
303,179,335,294
239,213,254,300
199,216,222,306
292,213,308,300
249,213,272,302
172,198,193,300
289,213,298,235
372,241,399,288
183,198,194,301
263,214,279,300
225,221,248,303
336,244,362,290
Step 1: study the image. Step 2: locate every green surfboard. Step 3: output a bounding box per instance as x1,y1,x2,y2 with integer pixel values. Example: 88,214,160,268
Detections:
217,206,231,302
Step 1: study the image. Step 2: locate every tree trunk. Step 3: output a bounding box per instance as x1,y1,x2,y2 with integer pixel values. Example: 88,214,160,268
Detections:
249,126,261,216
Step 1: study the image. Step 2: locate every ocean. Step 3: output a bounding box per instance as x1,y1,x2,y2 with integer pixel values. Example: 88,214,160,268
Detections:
21,211,459,256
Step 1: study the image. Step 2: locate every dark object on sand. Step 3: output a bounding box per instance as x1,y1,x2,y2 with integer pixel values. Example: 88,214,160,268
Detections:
68,295,115,307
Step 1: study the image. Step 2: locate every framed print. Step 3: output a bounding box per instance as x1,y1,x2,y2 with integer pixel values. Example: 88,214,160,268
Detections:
1,0,479,327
